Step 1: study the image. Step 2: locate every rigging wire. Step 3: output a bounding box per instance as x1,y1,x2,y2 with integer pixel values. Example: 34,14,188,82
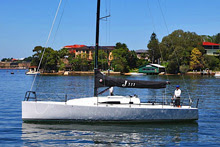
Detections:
30,0,63,91
35,0,67,93
145,0,169,102
52,0,68,46
108,0,111,57
146,0,156,32
100,0,111,72
157,0,192,102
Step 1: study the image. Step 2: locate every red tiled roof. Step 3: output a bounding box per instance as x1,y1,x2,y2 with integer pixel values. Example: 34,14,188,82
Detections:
63,45,115,50
203,42,220,46
29,66,37,68
63,44,86,48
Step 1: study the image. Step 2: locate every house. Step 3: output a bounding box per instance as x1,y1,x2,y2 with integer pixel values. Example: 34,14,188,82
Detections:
135,49,148,60
138,64,165,74
203,42,220,56
63,44,115,61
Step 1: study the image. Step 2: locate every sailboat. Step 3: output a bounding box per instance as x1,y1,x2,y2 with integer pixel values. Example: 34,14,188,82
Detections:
22,0,198,122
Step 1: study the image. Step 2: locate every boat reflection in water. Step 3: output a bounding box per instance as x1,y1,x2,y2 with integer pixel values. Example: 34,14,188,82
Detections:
22,122,198,146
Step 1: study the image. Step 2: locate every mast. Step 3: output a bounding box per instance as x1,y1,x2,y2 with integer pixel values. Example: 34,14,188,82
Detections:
94,0,101,97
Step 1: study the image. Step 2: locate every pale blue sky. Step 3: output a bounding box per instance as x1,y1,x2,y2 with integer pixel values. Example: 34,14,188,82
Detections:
0,0,220,59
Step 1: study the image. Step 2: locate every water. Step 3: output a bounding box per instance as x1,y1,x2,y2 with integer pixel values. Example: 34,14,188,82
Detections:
0,69,220,146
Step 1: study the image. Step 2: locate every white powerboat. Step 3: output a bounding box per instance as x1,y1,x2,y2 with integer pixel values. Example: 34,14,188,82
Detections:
214,72,220,77
124,73,145,76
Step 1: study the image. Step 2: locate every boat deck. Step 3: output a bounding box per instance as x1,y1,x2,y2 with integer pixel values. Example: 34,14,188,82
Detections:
25,96,195,109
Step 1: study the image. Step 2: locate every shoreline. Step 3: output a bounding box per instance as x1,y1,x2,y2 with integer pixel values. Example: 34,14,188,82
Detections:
0,68,27,70
40,71,217,76
40,71,121,76
1,69,217,76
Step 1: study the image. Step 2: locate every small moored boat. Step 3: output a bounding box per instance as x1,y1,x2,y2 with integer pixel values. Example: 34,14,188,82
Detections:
214,72,220,77
26,66,40,75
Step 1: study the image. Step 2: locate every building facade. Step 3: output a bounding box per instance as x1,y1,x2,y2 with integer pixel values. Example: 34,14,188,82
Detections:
139,64,165,74
63,44,115,61
0,61,30,69
203,42,220,56
135,49,148,60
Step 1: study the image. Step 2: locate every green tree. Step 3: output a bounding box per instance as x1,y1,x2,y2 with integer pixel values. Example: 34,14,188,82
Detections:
23,56,33,62
31,46,43,66
179,65,189,74
1,58,13,62
217,50,220,59
57,48,70,71
166,60,179,74
159,30,203,73
201,35,216,43
147,32,160,63
111,42,130,73
203,55,220,70
201,33,220,44
31,46,59,72
214,33,220,44
91,50,109,70
126,50,138,69
58,48,70,58
70,53,89,71
42,48,59,72
136,59,149,68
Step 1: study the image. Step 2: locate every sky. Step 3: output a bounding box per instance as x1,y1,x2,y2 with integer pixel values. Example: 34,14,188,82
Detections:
0,0,220,59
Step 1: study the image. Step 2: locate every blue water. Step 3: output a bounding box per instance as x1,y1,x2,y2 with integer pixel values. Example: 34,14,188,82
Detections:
0,69,220,146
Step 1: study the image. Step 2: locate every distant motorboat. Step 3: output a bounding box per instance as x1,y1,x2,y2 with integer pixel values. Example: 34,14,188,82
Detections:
130,73,145,76
26,66,40,75
124,73,145,76
214,72,220,77
11,72,14,74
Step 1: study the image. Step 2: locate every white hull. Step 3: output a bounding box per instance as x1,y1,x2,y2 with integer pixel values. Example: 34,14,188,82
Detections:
22,96,198,122
214,73,220,77
130,73,145,76
25,72,40,75
124,73,145,76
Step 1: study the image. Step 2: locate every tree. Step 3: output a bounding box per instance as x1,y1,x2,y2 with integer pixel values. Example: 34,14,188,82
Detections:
136,59,149,68
166,60,179,74
42,48,59,72
147,32,160,63
126,50,138,69
91,50,109,70
217,50,220,59
31,46,44,66
203,55,220,70
1,58,13,62
189,48,204,70
201,35,216,43
23,56,33,62
180,65,189,74
31,46,59,72
111,42,130,73
69,53,89,71
214,33,220,44
58,48,70,58
159,30,203,73
202,33,220,44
